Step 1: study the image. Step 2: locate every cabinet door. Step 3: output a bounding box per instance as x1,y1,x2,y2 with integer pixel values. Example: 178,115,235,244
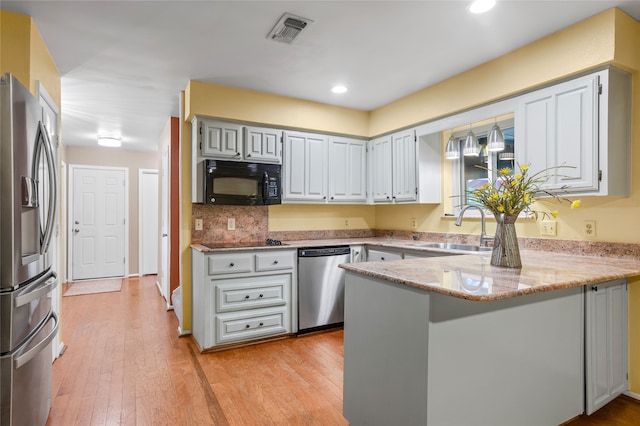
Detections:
244,126,281,163
370,136,393,203
515,74,599,192
367,248,402,262
585,279,628,414
328,137,367,203
283,131,327,202
200,119,243,159
392,130,417,202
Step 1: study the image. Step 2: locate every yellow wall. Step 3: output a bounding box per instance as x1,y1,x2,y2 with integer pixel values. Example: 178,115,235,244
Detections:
0,11,60,104
185,80,369,137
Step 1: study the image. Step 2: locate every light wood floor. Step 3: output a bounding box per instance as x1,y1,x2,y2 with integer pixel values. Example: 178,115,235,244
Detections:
47,276,639,425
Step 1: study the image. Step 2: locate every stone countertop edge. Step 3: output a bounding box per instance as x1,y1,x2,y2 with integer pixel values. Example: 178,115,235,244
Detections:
191,237,486,254
339,250,640,301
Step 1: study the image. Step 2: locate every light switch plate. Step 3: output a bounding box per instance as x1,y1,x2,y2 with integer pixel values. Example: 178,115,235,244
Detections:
194,218,203,231
541,220,557,236
227,218,236,231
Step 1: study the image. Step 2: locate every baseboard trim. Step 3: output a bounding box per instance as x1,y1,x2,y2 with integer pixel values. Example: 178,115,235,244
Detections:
128,273,140,278
177,326,191,336
624,390,640,401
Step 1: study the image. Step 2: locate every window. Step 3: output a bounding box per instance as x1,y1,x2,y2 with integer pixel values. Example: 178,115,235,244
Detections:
451,123,515,211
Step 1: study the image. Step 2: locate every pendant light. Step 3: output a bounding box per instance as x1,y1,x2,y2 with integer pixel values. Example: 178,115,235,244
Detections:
463,125,479,156
487,120,505,152
445,135,459,160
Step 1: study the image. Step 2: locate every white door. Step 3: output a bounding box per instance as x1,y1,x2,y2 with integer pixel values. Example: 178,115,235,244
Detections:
139,169,159,276
72,167,126,280
159,149,170,302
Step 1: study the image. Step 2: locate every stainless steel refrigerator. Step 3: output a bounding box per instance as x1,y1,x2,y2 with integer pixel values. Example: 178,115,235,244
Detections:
0,73,59,426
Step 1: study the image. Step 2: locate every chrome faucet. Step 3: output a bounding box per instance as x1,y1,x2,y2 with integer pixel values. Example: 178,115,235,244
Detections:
455,205,495,247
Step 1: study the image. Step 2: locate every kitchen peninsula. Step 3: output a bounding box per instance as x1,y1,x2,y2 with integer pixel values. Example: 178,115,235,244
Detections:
340,252,640,426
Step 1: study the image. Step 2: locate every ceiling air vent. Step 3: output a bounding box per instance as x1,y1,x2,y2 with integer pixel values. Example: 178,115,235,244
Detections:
267,13,312,44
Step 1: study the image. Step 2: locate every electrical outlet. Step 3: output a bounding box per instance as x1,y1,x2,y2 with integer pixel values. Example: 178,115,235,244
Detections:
411,218,417,229
541,220,557,236
227,218,236,231
584,220,596,238
194,218,203,231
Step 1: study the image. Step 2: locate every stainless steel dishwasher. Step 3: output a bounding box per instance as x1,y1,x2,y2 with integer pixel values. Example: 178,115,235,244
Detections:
297,246,351,333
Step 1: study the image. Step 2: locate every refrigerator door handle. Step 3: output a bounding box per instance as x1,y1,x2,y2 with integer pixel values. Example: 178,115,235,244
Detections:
14,311,59,369
36,121,57,256
14,271,57,308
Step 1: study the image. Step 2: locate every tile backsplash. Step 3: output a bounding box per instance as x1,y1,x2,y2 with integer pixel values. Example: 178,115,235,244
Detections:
192,205,269,243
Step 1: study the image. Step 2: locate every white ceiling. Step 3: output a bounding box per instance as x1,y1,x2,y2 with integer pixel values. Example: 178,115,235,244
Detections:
3,1,640,152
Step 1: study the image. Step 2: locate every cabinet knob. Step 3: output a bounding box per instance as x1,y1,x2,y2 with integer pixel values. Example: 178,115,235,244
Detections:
330,196,334,200
245,295,250,299
381,257,385,261
592,286,599,292
245,324,251,329
235,152,241,157
323,196,327,200
273,260,278,264
229,263,235,267
259,322,264,327
247,154,251,157
259,294,264,298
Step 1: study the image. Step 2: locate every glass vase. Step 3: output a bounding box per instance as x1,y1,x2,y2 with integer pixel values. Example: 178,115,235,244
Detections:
491,213,522,268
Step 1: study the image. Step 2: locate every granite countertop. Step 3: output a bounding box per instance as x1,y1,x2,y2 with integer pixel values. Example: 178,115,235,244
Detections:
191,237,482,255
340,250,640,301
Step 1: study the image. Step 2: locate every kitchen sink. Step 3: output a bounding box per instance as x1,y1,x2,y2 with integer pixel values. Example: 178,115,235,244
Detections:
409,242,492,252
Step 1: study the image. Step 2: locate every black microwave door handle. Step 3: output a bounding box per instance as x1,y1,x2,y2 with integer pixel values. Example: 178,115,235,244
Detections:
262,172,269,203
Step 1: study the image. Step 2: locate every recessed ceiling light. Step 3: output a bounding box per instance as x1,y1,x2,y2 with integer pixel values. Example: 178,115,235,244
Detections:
469,0,496,14
331,85,348,94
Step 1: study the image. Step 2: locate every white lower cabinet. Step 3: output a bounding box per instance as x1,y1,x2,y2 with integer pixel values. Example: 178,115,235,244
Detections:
192,248,296,350
585,279,628,414
366,247,403,262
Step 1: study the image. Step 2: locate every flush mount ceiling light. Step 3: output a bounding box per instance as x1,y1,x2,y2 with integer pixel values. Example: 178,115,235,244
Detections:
331,85,348,94
267,12,313,44
487,122,505,151
468,0,496,14
98,135,122,148
445,136,459,160
463,126,479,156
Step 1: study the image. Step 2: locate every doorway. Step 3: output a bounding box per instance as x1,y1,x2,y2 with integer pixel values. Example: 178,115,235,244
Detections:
69,166,128,280
139,169,159,278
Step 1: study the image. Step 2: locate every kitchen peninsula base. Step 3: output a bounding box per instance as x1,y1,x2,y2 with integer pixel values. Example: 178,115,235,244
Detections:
343,273,585,426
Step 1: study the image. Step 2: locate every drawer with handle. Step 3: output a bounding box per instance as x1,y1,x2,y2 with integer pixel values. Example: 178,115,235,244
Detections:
207,253,253,275
255,250,295,272
215,307,288,344
215,275,290,313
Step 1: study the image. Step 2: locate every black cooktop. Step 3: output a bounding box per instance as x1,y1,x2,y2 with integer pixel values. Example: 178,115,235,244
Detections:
202,239,285,249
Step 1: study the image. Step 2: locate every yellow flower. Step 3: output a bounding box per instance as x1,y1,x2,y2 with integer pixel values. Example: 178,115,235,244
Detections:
500,167,511,176
480,183,490,190
570,200,581,209
523,193,530,203
515,174,523,180
510,180,518,187
489,193,499,201
551,210,559,218
520,164,529,172
497,205,505,212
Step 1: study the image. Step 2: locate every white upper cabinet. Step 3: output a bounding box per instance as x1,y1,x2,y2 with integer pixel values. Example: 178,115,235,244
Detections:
283,131,328,202
370,135,393,202
244,125,282,164
328,136,367,203
198,118,244,159
515,67,630,196
370,128,440,204
392,129,418,202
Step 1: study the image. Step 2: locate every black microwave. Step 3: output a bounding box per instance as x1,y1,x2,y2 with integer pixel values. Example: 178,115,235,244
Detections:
203,160,282,205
